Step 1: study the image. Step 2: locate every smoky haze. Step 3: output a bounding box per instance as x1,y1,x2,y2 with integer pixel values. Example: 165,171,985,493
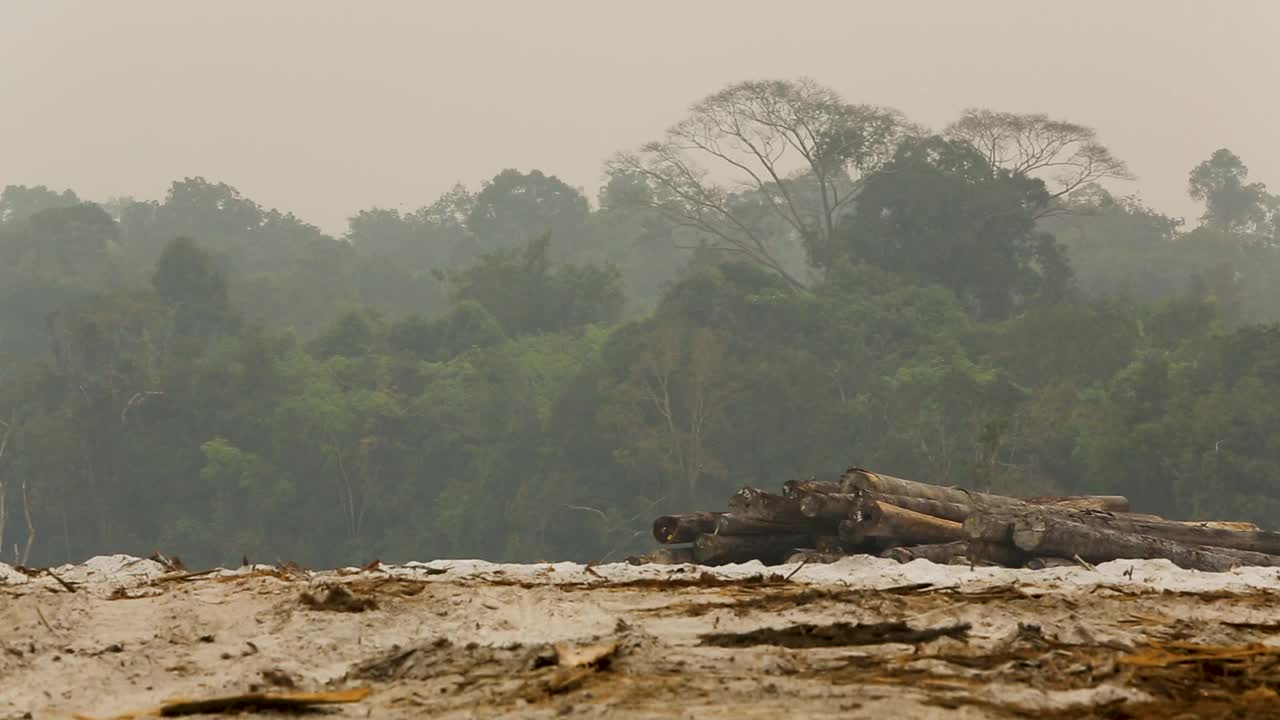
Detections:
1,0,1276,232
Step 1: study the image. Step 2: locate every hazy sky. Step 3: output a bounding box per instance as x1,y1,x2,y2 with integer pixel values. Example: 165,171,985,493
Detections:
2,1,1276,234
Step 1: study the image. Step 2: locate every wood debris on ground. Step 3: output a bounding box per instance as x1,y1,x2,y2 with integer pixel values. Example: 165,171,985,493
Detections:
638,466,1280,571
72,688,371,719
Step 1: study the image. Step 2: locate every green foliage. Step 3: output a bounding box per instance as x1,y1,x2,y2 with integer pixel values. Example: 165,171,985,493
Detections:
152,237,236,337
466,169,589,258
843,136,1061,317
451,233,624,335
6,101,1280,568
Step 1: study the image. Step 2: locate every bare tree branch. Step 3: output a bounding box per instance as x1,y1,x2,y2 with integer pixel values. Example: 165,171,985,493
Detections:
945,109,1132,214
606,78,909,282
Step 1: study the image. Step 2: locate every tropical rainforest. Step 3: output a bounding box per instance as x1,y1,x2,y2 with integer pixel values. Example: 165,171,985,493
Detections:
2,79,1279,569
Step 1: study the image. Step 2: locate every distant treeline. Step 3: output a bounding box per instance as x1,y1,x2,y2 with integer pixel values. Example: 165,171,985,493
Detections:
1,78,1278,568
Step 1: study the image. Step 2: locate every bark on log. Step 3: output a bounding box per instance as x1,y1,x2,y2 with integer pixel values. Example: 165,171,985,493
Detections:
693,533,812,566
1009,513,1280,571
963,513,1016,544
798,492,859,522
841,468,1028,509
1178,521,1260,531
848,497,966,543
727,488,807,523
653,513,723,544
972,506,1280,556
1114,517,1280,554
782,479,844,499
842,468,1131,514
966,541,1029,567
715,513,827,537
1023,495,1131,513
864,492,973,523
835,522,902,551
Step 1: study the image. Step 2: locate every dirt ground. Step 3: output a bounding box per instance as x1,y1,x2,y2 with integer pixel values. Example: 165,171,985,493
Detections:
4,555,1280,719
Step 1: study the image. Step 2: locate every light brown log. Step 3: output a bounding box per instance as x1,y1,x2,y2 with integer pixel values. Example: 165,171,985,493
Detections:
841,467,1131,515
1175,520,1260,532
693,533,812,566
1009,513,1280,571
727,488,807,523
1023,495,1131,513
653,512,724,544
848,498,966,544
841,468,1028,509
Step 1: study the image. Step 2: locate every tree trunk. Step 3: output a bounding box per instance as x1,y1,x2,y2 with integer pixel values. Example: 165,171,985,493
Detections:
1112,518,1280,552
1023,495,1131,513
842,468,1130,514
782,479,844,499
798,492,859,522
727,488,807,523
693,533,812,566
715,513,825,537
846,497,966,544
841,468,1028,509
966,506,1280,557
653,512,723,544
20,476,35,566
962,513,1016,544
800,488,991,524
1009,513,1280,571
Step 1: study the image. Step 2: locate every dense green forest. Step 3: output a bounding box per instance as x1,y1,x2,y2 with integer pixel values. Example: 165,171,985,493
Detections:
2,79,1279,569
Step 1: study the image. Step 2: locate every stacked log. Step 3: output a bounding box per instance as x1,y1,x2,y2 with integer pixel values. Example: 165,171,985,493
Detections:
640,466,1280,572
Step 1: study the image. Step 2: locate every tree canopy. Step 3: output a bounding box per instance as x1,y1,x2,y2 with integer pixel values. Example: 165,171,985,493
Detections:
1,78,1279,569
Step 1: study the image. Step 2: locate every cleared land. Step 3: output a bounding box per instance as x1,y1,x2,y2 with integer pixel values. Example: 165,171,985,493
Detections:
4,556,1280,719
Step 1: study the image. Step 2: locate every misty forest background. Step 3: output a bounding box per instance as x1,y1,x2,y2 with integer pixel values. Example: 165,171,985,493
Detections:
2,78,1280,568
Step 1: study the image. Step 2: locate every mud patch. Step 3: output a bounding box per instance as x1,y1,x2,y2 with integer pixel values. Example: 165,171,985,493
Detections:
700,620,971,648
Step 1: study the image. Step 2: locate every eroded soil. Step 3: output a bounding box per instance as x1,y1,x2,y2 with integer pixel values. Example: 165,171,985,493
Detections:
4,558,1280,719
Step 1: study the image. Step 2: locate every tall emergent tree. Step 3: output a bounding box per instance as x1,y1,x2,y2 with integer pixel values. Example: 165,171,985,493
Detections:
608,78,909,284
945,109,1132,213
1188,148,1277,237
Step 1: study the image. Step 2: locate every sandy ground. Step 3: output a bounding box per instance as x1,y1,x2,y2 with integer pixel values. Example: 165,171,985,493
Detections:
5,555,1280,719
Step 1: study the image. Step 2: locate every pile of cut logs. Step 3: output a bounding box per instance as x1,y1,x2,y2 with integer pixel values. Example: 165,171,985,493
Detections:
641,467,1280,572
